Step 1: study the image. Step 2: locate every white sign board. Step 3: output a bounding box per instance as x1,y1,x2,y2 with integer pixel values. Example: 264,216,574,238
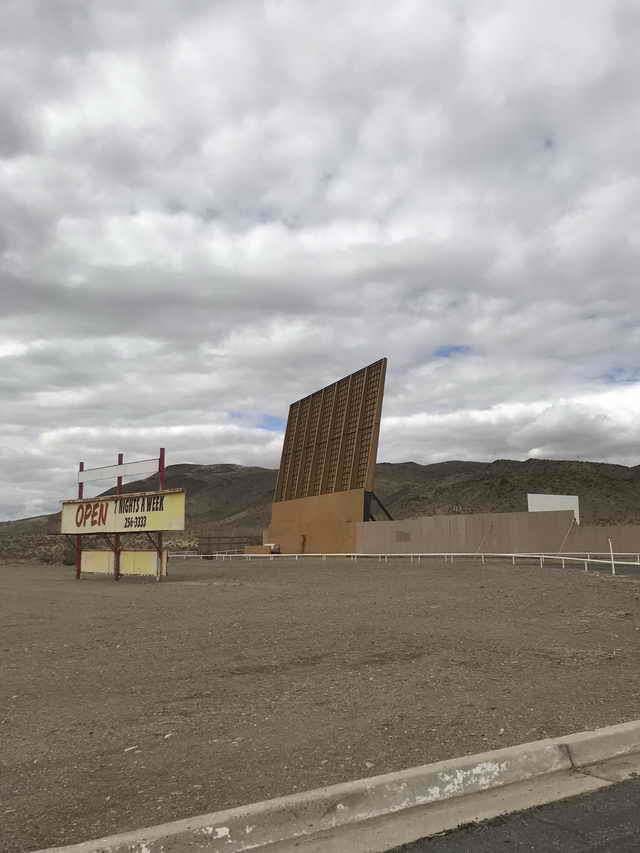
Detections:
78,458,159,484
61,490,185,534
527,493,580,524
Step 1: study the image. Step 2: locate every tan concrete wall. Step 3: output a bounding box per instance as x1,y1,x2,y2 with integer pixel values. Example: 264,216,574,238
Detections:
267,500,640,556
355,510,578,554
564,523,640,553
265,489,364,553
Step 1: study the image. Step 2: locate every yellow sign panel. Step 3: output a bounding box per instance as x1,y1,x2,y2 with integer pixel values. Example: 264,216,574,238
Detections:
61,489,185,534
79,550,168,576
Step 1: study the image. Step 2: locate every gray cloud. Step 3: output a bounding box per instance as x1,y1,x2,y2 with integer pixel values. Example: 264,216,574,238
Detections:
2,0,640,519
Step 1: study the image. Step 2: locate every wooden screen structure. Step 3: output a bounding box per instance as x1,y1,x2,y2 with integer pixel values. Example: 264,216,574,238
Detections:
274,358,387,503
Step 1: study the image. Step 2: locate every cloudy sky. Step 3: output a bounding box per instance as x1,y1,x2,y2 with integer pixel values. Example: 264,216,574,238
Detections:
2,0,640,520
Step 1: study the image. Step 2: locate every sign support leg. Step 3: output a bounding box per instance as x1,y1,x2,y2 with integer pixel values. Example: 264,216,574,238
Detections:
75,461,84,579
158,449,165,579
159,447,165,490
114,452,123,581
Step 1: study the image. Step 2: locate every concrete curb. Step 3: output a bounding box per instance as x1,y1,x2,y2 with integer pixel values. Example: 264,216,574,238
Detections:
37,719,640,853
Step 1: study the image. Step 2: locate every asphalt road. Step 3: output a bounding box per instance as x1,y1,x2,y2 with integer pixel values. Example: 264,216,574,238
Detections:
388,776,640,851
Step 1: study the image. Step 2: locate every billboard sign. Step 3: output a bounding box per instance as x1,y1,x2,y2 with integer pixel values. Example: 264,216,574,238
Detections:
274,357,387,502
61,489,186,534
527,493,580,524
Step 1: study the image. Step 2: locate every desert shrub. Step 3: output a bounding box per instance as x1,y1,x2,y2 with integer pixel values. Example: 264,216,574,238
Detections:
62,539,76,565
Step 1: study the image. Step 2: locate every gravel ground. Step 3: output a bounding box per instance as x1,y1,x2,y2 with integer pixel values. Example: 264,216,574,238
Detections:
2,556,640,851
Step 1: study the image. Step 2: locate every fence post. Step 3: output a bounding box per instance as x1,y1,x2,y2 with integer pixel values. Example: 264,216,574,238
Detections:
584,560,588,571
609,538,615,576
481,554,485,565
539,556,543,568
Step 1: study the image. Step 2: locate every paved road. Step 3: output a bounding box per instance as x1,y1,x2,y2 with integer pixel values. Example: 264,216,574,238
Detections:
388,776,640,851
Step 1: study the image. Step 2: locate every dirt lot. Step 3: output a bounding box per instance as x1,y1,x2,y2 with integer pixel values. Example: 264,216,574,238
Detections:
3,556,640,852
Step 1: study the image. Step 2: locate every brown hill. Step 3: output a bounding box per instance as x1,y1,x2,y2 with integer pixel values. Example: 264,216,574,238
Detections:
98,463,277,531
2,458,640,562
375,459,640,523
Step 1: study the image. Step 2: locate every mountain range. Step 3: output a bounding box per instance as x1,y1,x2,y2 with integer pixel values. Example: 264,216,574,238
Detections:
2,457,640,562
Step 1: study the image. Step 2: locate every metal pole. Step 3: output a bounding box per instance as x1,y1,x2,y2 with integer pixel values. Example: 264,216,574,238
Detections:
157,532,163,582
75,461,84,579
609,538,615,576
159,447,165,490
114,452,123,581
158,449,166,578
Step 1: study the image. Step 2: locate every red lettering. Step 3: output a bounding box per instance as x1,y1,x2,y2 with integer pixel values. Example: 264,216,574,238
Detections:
75,505,84,527
99,503,108,525
82,504,93,526
91,503,100,526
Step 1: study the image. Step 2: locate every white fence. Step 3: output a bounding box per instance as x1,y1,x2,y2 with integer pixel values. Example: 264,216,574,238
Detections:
170,548,247,558
168,550,640,575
